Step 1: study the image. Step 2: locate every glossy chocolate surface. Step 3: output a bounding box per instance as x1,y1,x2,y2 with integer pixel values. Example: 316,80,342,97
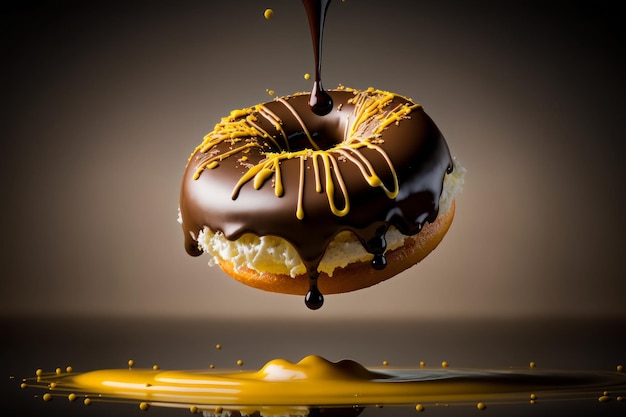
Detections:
180,89,453,281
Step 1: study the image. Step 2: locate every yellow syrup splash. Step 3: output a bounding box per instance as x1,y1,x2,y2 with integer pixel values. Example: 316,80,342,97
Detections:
21,355,626,416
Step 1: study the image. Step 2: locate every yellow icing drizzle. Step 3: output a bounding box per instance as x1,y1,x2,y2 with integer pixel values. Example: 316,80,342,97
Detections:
192,88,416,220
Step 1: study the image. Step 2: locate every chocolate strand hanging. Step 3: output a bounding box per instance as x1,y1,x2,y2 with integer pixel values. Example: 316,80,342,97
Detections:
302,0,333,116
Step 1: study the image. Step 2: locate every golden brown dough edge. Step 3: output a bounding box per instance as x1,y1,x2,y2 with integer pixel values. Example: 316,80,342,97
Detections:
217,200,455,295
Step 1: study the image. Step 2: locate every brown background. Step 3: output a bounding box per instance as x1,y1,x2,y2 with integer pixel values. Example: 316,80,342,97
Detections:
2,0,625,320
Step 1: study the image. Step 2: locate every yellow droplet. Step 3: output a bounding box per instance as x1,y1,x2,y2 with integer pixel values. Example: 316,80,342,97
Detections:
83,398,92,406
304,73,311,80
68,393,77,402
139,401,150,411
617,396,623,401
415,404,425,412
266,89,275,96
55,368,62,375
477,402,486,410
43,393,53,402
530,393,537,400
263,8,274,20
65,366,73,373
152,364,159,371
441,361,449,368
20,383,27,389
617,364,624,373
128,359,135,369
419,361,426,367
236,359,244,366
598,395,611,403
190,405,199,413
49,382,57,389
382,360,389,366
215,344,222,350
529,361,536,369
35,369,43,377
209,364,215,369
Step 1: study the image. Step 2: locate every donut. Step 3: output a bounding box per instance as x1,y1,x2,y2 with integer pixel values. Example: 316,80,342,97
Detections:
179,86,464,308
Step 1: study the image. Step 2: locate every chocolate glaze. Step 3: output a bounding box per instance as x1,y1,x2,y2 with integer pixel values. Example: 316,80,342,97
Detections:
180,89,453,308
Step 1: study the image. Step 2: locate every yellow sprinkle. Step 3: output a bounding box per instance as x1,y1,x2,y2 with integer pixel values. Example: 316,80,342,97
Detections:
477,402,486,410
49,382,57,389
35,369,43,377
598,395,611,403
267,89,275,96
263,8,274,20
415,403,425,412
68,393,77,402
304,73,311,80
207,161,219,169
530,393,537,400
43,393,53,402
441,361,449,368
20,383,27,389
128,359,135,369
617,396,623,401
152,364,159,370
617,364,624,373
529,361,536,369
55,368,62,375
83,398,92,406
65,366,73,373
228,108,250,120
190,405,199,413
209,364,215,369
419,361,425,367
236,359,244,366
139,402,150,411
215,344,221,350
382,360,389,366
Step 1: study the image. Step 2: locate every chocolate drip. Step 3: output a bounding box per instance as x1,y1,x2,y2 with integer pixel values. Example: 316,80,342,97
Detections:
303,0,333,116
305,272,325,310
366,230,388,270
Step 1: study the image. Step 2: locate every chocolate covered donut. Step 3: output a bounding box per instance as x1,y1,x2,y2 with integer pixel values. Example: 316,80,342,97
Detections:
179,86,462,308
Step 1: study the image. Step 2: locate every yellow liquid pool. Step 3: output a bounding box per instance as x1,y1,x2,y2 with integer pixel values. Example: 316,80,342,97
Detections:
21,355,626,416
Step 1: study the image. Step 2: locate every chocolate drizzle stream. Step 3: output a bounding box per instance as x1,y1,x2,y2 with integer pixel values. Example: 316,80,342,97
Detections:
303,0,333,116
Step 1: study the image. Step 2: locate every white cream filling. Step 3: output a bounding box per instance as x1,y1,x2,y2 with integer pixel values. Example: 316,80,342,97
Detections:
192,158,465,277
